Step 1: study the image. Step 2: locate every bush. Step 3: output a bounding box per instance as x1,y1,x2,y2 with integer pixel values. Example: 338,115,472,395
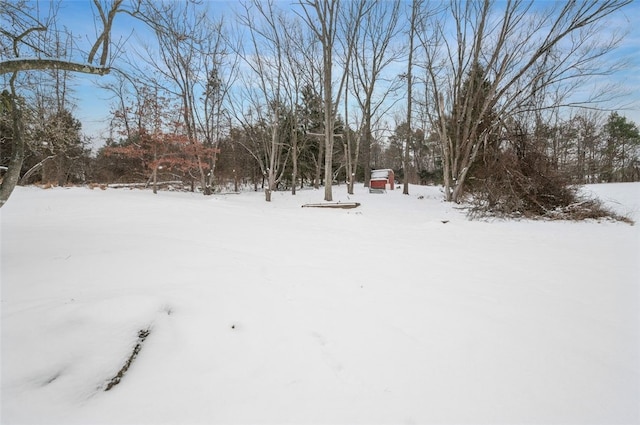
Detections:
466,148,632,223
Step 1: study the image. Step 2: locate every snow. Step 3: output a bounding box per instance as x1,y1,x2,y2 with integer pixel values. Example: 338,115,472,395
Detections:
1,183,639,425
371,169,392,179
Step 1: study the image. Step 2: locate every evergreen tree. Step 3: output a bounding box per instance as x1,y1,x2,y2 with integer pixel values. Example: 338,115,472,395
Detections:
602,113,640,182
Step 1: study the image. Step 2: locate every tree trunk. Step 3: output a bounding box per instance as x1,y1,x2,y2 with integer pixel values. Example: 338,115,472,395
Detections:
181,91,208,194
152,146,158,194
291,118,298,195
323,41,334,202
206,153,216,195
267,105,279,202
345,136,353,195
314,143,323,189
56,154,67,186
438,94,453,202
362,123,371,188
403,0,416,195
0,86,24,208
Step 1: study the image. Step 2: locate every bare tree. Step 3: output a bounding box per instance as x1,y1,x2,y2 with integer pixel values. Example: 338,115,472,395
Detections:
0,0,124,207
298,0,369,201
418,0,632,203
342,67,358,195
296,34,324,190
350,0,402,191
402,0,419,195
131,1,214,193
280,17,308,195
19,30,81,186
233,0,292,201
197,17,237,193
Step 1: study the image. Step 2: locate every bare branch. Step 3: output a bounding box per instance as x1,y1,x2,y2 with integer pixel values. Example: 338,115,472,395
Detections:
88,0,125,66
0,59,110,76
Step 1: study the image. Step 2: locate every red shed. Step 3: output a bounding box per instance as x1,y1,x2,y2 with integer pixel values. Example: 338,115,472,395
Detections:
369,169,395,193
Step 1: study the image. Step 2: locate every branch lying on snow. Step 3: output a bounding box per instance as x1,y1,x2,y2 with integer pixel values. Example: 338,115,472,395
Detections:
543,199,635,225
104,328,150,391
107,181,183,189
301,202,361,209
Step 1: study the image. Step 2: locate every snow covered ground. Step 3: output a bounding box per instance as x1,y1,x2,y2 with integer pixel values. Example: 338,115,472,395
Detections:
1,182,639,425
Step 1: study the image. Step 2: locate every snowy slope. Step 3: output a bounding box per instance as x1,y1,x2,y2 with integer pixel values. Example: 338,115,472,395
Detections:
1,183,638,425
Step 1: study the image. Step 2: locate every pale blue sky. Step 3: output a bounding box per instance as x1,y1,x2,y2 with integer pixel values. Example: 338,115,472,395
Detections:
50,0,640,148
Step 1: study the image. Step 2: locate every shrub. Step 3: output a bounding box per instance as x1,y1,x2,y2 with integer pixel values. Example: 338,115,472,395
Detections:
466,148,633,223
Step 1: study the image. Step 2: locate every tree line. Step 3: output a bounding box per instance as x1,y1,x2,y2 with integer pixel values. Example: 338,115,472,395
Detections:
1,0,638,214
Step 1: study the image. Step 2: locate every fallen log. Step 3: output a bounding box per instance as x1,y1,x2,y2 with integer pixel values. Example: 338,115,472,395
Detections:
107,181,183,189
301,202,361,209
